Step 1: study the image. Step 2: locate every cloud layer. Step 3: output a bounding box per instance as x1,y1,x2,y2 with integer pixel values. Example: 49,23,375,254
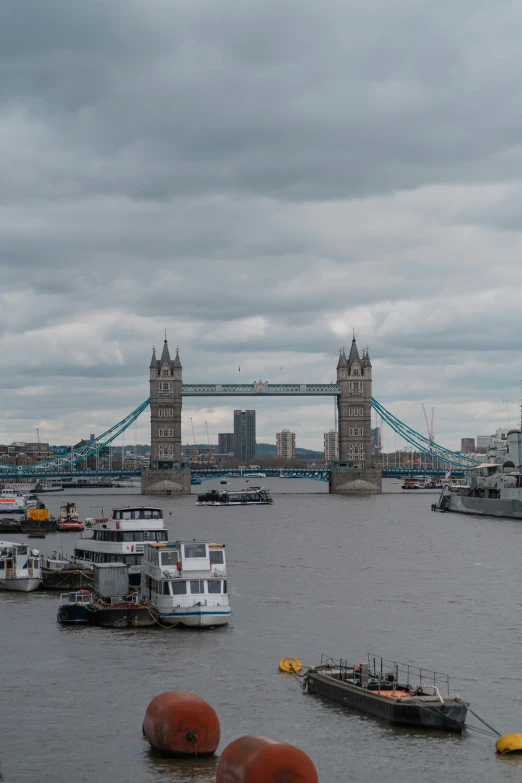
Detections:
1,0,522,450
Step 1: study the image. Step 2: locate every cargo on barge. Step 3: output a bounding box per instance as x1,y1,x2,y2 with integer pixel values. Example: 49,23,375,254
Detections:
305,654,468,732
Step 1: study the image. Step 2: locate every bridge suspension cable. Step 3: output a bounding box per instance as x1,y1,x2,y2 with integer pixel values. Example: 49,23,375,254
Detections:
371,397,480,469
0,398,151,473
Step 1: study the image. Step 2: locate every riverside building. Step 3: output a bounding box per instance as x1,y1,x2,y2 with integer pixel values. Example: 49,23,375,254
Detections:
276,429,296,459
324,429,339,462
233,410,256,462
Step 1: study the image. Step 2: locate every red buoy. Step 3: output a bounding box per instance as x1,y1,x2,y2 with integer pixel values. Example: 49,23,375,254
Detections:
215,734,318,782
143,690,220,756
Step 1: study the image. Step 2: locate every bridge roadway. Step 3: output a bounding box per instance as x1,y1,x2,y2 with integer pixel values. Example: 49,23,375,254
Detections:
0,467,464,481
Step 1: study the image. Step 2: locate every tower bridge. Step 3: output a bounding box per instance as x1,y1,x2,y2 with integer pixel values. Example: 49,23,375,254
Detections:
0,334,480,492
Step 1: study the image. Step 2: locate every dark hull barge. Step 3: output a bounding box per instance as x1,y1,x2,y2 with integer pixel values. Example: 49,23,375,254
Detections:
305,655,468,732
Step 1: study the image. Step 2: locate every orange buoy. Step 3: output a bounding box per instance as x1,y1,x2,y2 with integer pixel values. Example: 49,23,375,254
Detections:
143,690,220,756
215,734,318,782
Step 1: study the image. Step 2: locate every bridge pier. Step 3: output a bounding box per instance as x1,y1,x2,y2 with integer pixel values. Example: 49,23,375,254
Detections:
329,467,382,495
141,468,191,496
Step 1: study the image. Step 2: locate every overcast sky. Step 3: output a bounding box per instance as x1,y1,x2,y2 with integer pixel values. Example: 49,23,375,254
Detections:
1,0,522,451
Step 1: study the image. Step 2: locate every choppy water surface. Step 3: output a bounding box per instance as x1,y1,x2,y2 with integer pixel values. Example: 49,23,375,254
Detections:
2,479,522,782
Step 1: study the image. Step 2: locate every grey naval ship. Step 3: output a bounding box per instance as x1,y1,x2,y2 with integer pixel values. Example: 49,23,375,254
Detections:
436,429,522,519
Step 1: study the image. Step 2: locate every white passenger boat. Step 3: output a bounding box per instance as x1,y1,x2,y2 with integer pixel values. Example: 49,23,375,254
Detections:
0,540,42,592
141,540,231,627
72,506,167,586
0,492,28,513
196,486,273,506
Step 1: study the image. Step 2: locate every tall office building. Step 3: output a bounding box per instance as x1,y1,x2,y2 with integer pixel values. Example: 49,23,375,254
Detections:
461,437,475,454
324,429,338,462
233,410,256,462
218,433,235,455
276,429,296,459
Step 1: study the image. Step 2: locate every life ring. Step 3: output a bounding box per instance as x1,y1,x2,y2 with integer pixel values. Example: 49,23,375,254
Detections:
116,521,120,530
176,561,182,572
131,545,134,552
354,665,361,672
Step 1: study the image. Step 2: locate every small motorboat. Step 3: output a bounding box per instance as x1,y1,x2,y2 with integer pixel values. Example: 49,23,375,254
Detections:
220,480,228,485
56,503,84,532
28,533,46,539
57,590,95,624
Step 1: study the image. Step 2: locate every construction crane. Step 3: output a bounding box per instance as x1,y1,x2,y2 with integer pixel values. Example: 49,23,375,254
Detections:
190,418,198,464
422,404,435,451
204,420,213,464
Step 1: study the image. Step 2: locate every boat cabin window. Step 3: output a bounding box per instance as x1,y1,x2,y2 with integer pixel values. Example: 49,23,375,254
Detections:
209,550,224,565
190,580,205,594
162,581,170,595
114,508,162,520
171,581,187,595
122,532,144,542
144,531,168,542
184,543,207,559
160,551,178,566
146,549,160,565
0,561,4,570
207,580,222,594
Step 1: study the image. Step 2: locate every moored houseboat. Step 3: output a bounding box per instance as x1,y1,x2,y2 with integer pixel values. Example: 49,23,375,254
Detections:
141,540,231,627
73,506,167,586
91,563,154,627
0,540,42,592
305,654,468,732
196,486,272,506
40,552,92,590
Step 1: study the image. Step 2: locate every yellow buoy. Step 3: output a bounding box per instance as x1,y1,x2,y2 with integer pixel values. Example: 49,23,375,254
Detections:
496,734,522,754
279,657,302,673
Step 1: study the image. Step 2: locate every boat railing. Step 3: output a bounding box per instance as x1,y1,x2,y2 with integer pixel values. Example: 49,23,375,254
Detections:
367,654,451,697
319,654,451,696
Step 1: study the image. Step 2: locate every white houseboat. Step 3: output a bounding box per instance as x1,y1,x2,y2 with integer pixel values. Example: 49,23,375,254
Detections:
141,540,231,627
72,506,167,586
0,540,42,592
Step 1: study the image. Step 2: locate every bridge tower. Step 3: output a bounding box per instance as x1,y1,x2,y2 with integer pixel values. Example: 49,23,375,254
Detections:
331,335,382,495
141,336,190,495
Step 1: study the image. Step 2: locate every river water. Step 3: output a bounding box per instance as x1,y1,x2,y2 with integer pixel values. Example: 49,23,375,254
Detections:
2,478,522,782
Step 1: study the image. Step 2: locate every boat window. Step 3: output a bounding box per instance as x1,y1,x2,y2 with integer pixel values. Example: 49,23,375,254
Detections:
207,580,221,594
209,550,224,565
171,581,187,595
124,555,138,565
184,543,207,559
69,595,78,603
161,551,178,566
190,580,205,594
122,532,144,542
162,581,170,595
0,561,4,570
114,511,121,520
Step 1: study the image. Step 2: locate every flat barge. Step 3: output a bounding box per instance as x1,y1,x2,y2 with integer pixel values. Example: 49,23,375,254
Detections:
305,654,468,732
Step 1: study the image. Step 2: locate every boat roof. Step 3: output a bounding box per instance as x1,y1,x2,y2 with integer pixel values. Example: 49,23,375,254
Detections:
112,506,163,512
0,539,24,548
146,541,224,549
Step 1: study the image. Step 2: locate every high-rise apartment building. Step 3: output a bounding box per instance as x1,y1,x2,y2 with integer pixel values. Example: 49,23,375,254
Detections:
476,435,493,452
461,437,475,454
276,429,296,459
233,410,256,462
218,433,235,455
324,429,338,462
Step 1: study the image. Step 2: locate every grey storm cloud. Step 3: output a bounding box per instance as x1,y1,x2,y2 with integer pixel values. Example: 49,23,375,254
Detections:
1,0,522,448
